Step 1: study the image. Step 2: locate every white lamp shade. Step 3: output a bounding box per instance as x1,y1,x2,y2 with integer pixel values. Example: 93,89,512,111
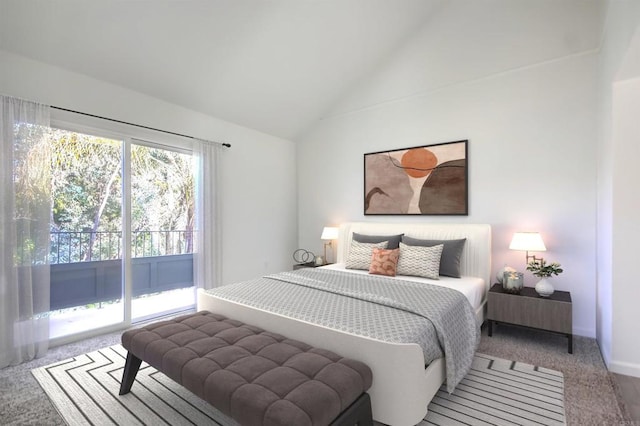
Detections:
509,232,546,252
321,226,339,240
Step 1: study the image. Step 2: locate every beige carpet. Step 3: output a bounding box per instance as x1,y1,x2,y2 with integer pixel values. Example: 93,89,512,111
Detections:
479,324,628,425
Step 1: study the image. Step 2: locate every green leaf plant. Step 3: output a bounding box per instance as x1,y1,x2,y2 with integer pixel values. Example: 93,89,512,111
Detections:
526,259,564,278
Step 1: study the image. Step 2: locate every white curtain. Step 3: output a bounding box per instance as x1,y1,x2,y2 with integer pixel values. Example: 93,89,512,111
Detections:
0,95,51,368
193,140,222,290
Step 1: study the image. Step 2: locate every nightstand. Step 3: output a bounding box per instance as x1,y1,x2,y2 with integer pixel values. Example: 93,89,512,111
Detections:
293,262,315,270
293,262,332,270
487,284,573,353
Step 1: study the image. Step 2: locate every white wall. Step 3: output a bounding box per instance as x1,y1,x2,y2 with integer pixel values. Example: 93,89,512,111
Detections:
0,49,298,285
298,50,599,337
610,77,640,376
596,0,640,377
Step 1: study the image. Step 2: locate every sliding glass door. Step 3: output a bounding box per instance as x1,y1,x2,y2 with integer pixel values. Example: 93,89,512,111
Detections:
48,130,124,338
130,141,196,322
48,128,196,339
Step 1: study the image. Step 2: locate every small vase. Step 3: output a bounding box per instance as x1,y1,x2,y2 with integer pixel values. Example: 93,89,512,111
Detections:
535,277,554,297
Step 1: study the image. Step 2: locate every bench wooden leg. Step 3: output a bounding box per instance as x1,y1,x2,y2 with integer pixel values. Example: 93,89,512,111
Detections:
119,352,142,395
330,393,373,426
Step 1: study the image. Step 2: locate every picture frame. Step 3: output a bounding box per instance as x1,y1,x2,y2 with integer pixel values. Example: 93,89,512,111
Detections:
364,140,468,215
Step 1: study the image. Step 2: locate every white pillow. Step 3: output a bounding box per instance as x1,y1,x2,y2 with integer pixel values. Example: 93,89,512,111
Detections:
396,242,444,279
345,240,388,270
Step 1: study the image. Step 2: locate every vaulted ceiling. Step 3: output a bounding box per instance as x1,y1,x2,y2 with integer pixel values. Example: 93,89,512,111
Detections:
0,0,604,140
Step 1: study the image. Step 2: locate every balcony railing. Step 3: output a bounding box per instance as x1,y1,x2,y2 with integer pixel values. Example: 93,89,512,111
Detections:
46,229,195,311
50,230,194,264
50,254,194,310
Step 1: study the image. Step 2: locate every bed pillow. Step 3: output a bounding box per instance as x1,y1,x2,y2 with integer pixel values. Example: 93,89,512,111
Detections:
369,248,400,277
401,236,467,278
396,242,443,280
346,240,388,270
352,232,403,250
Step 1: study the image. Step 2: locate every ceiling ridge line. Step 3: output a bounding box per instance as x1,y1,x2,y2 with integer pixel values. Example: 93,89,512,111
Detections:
319,47,600,122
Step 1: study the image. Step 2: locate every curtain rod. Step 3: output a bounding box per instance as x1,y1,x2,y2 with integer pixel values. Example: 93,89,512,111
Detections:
51,106,231,148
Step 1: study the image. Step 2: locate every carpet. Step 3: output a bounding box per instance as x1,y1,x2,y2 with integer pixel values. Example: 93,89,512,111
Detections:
32,345,565,426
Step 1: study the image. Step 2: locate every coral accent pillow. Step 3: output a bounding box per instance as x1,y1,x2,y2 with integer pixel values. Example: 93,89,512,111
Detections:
369,248,400,277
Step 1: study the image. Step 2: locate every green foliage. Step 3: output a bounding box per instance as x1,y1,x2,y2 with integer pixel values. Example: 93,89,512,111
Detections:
50,130,122,231
49,129,195,261
526,259,564,278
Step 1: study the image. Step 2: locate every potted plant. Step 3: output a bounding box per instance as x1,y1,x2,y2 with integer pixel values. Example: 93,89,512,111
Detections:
526,259,563,297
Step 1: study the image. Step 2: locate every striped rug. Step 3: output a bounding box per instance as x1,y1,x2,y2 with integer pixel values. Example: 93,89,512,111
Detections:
32,346,565,426
424,353,565,425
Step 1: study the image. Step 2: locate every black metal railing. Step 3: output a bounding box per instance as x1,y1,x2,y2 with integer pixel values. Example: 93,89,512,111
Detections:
49,230,194,264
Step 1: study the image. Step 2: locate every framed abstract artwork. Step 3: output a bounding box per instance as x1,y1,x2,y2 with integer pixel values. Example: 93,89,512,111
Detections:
364,140,468,215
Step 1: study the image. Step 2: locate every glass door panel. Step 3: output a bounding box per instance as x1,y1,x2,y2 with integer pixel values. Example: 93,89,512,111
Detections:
48,129,123,338
130,142,196,321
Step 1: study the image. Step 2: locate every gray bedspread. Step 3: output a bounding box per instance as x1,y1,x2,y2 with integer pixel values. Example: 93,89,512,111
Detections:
205,268,480,392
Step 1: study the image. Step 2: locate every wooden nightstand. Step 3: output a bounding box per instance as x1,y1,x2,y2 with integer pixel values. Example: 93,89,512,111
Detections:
487,283,573,353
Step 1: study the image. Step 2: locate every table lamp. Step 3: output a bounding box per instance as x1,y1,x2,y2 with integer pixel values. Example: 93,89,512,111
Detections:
320,226,339,265
509,232,546,265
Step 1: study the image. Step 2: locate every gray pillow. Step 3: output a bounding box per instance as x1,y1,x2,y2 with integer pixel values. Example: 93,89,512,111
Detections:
353,232,403,249
401,236,467,278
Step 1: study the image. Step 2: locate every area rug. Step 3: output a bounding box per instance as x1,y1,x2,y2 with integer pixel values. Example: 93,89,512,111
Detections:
32,346,565,426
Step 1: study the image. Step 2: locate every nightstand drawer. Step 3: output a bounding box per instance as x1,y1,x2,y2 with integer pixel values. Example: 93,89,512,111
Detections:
488,292,571,333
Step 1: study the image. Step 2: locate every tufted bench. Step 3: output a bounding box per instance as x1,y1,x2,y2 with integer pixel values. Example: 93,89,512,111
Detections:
119,311,373,426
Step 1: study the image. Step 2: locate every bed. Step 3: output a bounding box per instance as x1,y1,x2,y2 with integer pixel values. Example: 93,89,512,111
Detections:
197,222,491,426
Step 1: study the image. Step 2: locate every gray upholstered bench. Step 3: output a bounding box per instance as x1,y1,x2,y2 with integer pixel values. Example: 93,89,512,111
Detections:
119,311,373,426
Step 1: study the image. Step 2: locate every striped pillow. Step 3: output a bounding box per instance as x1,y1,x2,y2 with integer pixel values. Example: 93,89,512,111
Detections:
396,242,443,279
346,240,388,270
369,248,400,277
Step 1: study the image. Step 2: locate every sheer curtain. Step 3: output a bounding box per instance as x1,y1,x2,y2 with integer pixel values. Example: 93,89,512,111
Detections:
0,95,51,368
193,140,222,290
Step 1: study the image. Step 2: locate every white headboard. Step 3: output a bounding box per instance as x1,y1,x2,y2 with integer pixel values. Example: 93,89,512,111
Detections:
337,222,492,289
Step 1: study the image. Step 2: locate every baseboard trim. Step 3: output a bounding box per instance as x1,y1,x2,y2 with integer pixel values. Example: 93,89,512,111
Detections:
609,359,640,378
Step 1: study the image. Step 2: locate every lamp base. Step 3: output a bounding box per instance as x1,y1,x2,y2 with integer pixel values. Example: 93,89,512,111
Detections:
323,241,332,265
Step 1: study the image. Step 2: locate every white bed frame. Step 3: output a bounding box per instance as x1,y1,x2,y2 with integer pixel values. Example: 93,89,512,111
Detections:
198,222,491,426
